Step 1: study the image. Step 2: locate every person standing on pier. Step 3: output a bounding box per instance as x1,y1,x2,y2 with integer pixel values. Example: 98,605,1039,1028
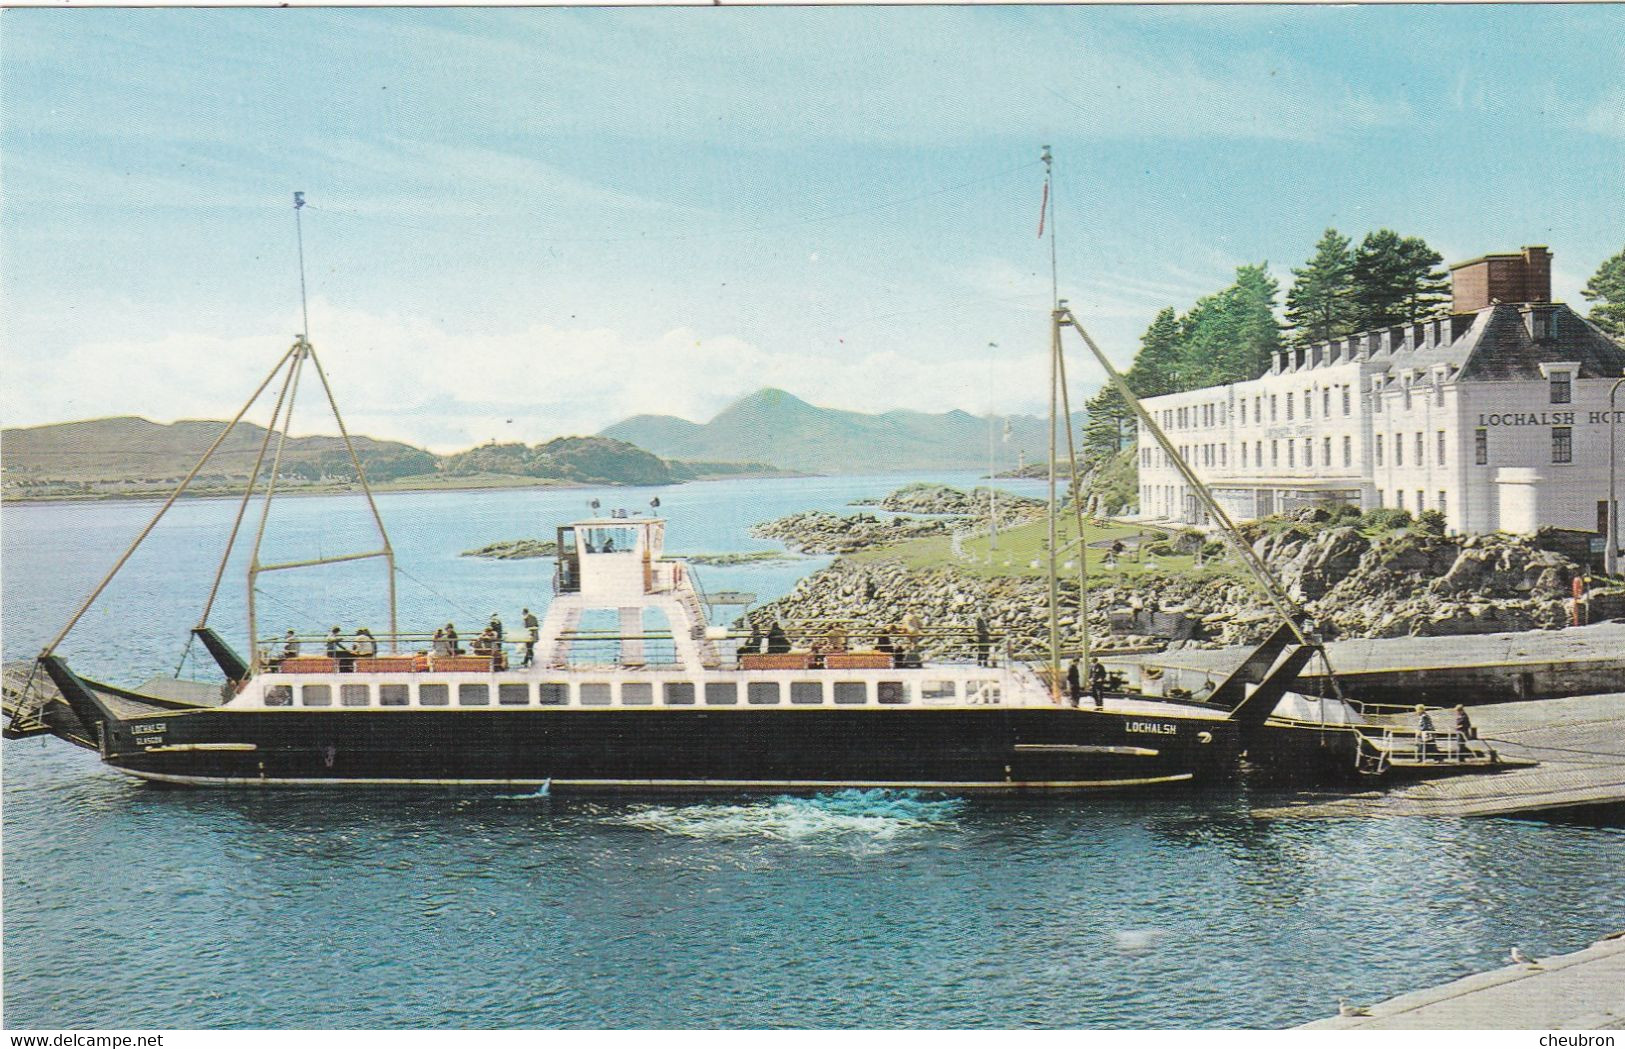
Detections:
1066,657,1082,708
1415,704,1436,760
974,616,991,666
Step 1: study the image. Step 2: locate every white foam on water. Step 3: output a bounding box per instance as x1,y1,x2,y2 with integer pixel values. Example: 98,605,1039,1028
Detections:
608,789,966,844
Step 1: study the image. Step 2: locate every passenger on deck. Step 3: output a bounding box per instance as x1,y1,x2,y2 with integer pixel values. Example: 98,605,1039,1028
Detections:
1454,704,1474,739
738,627,763,659
1066,658,1082,708
601,536,616,553
353,628,378,659
472,627,495,657
328,627,355,672
823,623,848,653
1089,659,1108,709
488,613,504,662
875,629,894,656
974,617,991,667
522,608,539,667
445,623,461,655
432,627,451,657
282,630,300,659
765,621,791,655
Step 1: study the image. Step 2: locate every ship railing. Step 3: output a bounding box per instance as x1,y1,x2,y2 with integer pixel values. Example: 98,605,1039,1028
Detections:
1370,726,1491,765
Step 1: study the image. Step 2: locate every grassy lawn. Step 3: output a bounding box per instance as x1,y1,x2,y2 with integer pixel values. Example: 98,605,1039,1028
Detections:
848,516,1244,582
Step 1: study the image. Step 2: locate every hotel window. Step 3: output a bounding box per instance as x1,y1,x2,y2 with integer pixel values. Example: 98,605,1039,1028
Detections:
1256,441,1263,465
1323,437,1332,466
1395,435,1403,467
1323,388,1331,416
1271,440,1279,467
1255,396,1262,420
1287,442,1295,468
1475,428,1488,465
1437,431,1447,466
1372,380,1383,413
1553,426,1573,464
1270,395,1277,422
1403,386,1412,411
1376,490,1384,508
1343,386,1351,415
1551,371,1571,404
1221,444,1227,466
1397,490,1405,510
1415,432,1424,465
1304,438,1313,467
1241,444,1248,467
1286,393,1294,421
1438,491,1447,517
1375,435,1384,466
1435,381,1445,407
1240,401,1247,425
1343,436,1352,467
1417,490,1425,511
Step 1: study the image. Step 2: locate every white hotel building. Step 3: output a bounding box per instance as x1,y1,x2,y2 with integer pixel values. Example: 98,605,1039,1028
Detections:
1137,247,1625,538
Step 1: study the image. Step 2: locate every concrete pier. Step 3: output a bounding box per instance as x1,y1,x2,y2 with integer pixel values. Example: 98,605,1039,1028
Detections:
1118,620,1625,706
1300,932,1625,1029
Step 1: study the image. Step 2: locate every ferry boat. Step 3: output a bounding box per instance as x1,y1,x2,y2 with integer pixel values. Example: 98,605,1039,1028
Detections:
3,178,1515,789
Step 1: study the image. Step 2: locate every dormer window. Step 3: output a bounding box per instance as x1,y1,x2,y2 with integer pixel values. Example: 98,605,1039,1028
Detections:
1540,361,1579,405
1528,307,1557,341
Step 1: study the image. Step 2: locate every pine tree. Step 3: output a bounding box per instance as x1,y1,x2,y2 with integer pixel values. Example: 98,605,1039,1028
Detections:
1582,246,1625,337
1081,385,1133,463
1395,236,1450,323
1352,229,1411,330
1285,228,1358,344
1124,307,1182,396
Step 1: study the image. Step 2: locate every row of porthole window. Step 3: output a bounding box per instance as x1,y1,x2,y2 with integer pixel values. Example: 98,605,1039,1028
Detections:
263,679,1005,708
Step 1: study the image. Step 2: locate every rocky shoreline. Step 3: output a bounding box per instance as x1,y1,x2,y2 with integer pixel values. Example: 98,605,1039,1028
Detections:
754,484,1046,554
746,501,1619,651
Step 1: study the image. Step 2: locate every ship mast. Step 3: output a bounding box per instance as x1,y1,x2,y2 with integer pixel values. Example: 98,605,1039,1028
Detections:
1041,148,1061,697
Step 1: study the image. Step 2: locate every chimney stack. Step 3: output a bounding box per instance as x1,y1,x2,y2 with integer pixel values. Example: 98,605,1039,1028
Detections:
1450,246,1552,314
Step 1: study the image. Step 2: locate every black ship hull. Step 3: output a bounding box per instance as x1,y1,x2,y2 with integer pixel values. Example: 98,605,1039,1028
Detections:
91,705,1244,790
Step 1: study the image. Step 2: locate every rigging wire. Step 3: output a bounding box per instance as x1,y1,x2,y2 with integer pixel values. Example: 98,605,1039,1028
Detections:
303,159,1043,247
392,563,484,622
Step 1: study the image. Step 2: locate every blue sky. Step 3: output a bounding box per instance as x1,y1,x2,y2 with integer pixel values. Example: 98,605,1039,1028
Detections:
3,6,1622,451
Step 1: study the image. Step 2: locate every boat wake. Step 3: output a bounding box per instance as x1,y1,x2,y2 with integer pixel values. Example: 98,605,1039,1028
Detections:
607,789,966,845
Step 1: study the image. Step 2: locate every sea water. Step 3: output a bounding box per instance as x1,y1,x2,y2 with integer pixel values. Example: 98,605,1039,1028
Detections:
4,476,1623,1029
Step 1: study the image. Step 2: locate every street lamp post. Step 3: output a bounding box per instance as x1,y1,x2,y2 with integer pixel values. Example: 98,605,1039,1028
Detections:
1609,375,1625,578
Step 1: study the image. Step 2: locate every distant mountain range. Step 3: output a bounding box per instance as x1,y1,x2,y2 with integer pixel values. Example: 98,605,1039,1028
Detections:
600,388,1053,473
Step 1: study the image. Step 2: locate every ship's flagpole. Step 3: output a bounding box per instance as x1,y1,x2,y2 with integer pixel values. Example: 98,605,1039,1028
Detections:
294,191,311,341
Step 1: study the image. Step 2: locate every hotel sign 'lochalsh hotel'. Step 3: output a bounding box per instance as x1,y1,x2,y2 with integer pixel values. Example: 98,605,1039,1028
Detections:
1137,247,1625,539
